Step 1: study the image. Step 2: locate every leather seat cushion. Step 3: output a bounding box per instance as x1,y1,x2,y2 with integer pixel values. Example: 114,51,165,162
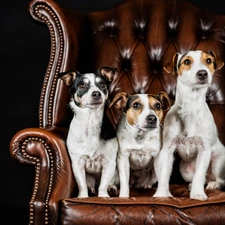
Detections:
60,184,225,225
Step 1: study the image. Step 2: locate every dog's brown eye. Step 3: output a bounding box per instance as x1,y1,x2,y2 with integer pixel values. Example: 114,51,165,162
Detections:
78,82,86,89
132,102,142,109
184,59,191,65
206,58,212,64
154,102,161,110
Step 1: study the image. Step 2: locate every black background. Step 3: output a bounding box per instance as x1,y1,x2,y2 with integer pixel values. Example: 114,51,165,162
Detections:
2,0,225,224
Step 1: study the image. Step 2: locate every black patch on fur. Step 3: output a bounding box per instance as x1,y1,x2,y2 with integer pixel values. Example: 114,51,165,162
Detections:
69,73,88,97
100,105,117,140
177,52,188,69
69,72,110,99
125,95,139,112
95,71,111,93
67,71,115,140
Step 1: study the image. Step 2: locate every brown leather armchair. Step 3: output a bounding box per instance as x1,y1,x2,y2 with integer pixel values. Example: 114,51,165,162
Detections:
10,0,225,224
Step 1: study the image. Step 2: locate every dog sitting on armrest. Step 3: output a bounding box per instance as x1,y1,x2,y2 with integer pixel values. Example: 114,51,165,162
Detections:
109,91,172,197
58,67,119,198
153,50,225,200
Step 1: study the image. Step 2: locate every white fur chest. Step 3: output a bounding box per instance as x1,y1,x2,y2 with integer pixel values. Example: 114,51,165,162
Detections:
117,118,161,169
66,106,115,174
175,82,215,138
172,84,219,160
177,103,208,137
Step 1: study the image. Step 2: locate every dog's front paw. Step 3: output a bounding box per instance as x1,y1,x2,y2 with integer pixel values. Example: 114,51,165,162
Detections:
153,188,173,198
119,190,129,197
119,193,129,197
190,192,208,200
77,193,89,198
98,190,110,198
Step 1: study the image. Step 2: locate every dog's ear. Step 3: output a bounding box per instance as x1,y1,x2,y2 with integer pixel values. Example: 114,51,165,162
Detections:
108,92,128,110
58,70,78,86
157,91,173,111
207,50,224,70
163,53,179,75
99,67,118,83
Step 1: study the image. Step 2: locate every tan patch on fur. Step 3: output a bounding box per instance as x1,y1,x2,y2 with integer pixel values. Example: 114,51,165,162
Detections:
126,98,143,126
148,96,163,121
177,56,193,76
74,94,82,106
201,52,215,74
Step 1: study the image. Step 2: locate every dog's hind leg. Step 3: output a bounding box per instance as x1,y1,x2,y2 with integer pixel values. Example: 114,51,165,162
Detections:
143,168,158,189
206,139,225,190
86,173,97,195
179,159,196,192
133,167,156,189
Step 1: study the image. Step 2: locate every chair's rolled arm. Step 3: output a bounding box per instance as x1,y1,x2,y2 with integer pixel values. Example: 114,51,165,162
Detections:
10,127,75,225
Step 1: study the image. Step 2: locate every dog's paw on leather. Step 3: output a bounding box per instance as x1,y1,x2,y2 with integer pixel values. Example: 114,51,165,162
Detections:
98,192,110,197
77,193,89,198
190,192,208,201
153,189,173,198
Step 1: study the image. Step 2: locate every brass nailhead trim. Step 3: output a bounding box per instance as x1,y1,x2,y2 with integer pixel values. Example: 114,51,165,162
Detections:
34,3,64,129
22,137,54,224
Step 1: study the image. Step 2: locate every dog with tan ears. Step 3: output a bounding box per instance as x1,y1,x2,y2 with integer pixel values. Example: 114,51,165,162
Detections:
109,91,172,197
153,50,225,200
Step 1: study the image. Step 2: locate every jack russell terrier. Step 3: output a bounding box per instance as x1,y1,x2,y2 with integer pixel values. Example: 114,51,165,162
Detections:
153,50,225,200
58,66,119,198
109,91,172,197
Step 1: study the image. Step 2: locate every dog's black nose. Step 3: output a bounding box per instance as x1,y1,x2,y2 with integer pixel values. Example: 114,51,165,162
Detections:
197,70,208,81
146,115,157,124
92,91,101,100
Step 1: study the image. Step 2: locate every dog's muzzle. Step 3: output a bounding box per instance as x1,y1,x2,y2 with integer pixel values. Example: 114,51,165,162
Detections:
146,115,157,129
92,91,101,100
88,91,104,106
197,70,208,84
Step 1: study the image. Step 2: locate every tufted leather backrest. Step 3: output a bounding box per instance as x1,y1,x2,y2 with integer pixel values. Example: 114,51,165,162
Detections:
30,0,225,143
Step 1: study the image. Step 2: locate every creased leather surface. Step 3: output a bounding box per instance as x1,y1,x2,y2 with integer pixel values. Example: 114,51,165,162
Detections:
60,185,225,225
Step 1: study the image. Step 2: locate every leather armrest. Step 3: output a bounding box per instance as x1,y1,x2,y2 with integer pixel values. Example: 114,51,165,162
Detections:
10,127,75,225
